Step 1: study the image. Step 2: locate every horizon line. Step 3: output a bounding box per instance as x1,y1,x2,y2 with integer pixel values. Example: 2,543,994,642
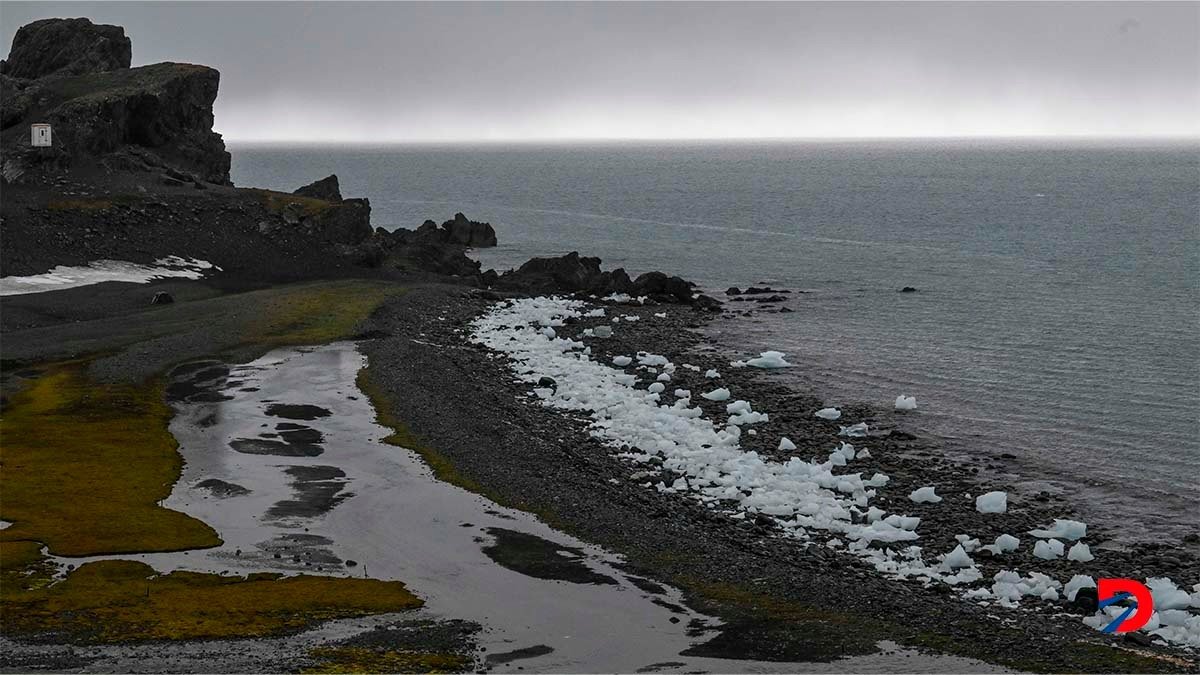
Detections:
223,133,1200,146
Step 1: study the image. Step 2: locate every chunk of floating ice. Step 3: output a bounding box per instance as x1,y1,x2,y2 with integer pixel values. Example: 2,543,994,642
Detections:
648,383,665,394
701,388,731,401
910,486,942,503
894,395,917,411
779,437,797,451
705,369,721,379
541,327,556,338
1033,539,1064,559
592,325,613,338
1066,542,1094,562
746,351,791,368
613,355,633,367
814,407,841,420
975,491,1008,514
838,422,868,437
1029,518,1087,540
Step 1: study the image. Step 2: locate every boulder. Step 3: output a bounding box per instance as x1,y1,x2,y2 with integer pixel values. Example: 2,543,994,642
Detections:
0,18,131,80
294,174,342,202
150,291,174,305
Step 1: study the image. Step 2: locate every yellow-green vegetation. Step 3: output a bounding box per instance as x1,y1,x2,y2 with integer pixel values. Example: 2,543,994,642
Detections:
306,647,470,674
247,281,402,347
1,557,421,643
254,189,336,218
0,362,220,556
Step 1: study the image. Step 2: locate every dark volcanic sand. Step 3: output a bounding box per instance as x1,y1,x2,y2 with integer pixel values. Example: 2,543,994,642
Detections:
358,285,1199,671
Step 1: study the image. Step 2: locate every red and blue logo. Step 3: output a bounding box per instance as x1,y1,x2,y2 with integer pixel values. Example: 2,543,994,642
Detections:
1097,578,1155,634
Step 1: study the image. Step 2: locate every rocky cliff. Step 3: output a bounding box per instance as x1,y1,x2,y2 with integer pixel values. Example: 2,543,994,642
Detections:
0,18,230,184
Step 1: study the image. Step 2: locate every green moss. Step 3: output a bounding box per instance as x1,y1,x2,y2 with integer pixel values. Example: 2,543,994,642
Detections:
253,189,337,218
0,362,221,557
246,282,401,348
306,647,471,674
1,558,422,643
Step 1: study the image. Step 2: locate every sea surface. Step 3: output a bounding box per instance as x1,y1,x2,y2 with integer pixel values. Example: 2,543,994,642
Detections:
230,139,1200,542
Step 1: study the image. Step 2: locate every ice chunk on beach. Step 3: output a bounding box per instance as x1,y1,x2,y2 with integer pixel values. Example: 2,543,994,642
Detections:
1029,519,1087,540
909,486,942,503
940,545,975,571
1033,539,1064,560
1064,574,1096,601
814,407,841,420
894,395,917,411
613,356,633,367
701,388,731,401
592,325,613,338
838,422,868,437
975,491,1008,514
1066,542,1094,562
993,534,1020,554
541,327,557,338
778,437,796,451
656,373,671,382
648,383,665,394
1147,578,1194,611
705,369,720,379
674,389,691,399
746,351,791,368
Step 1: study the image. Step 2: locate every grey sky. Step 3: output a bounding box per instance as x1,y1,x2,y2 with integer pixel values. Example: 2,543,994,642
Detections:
2,1,1197,141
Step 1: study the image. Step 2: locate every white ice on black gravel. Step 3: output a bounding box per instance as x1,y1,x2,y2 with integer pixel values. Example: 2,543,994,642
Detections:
470,296,1200,649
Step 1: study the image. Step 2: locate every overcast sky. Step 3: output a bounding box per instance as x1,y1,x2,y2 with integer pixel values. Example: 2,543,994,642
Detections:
2,2,1197,141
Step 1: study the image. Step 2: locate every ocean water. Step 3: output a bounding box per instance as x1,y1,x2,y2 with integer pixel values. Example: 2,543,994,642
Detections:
230,139,1200,542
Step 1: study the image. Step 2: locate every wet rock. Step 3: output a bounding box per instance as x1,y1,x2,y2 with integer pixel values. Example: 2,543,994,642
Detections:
693,295,723,312
444,212,497,248
150,291,174,305
725,287,742,295
900,286,918,293
537,376,557,388
1070,587,1098,613
293,174,342,202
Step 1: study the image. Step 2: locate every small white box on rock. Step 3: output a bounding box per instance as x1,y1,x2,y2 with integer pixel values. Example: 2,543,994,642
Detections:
31,123,52,147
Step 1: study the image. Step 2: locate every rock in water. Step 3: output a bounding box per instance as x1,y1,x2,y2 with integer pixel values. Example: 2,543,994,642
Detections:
0,18,131,79
443,212,498,248
294,174,343,202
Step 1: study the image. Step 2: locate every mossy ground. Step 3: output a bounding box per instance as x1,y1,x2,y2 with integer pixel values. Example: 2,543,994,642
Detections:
1,556,421,643
254,189,336,218
0,362,220,556
0,280,421,645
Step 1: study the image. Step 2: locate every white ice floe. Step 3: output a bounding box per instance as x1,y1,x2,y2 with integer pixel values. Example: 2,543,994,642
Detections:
894,395,918,411
648,383,666,394
613,356,633,367
975,491,1008,514
1029,519,1087,541
745,351,791,368
701,388,731,401
814,407,842,420
910,486,942,503
1032,539,1064,560
1066,542,1094,562
470,296,1200,652
0,256,216,296
778,437,797,452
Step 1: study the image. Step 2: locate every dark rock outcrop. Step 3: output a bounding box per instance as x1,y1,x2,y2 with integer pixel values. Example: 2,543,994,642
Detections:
0,18,130,79
1,20,230,185
294,174,343,202
443,212,497,248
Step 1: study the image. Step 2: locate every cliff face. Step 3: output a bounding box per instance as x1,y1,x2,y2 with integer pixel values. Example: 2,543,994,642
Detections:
0,18,230,184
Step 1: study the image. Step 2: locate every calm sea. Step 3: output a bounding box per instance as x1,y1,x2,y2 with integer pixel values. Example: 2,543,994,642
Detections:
230,139,1200,542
